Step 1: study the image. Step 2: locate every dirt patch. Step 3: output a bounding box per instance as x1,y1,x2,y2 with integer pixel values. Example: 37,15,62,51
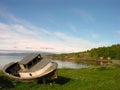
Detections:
112,60,120,65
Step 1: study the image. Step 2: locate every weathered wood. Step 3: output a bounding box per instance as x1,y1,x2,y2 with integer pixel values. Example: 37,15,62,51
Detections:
19,54,42,65
3,54,58,81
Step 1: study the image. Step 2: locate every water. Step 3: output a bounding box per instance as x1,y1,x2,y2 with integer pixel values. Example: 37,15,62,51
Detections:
53,60,88,69
0,54,27,69
0,50,88,69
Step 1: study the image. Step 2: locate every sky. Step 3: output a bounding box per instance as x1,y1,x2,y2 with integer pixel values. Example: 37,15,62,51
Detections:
0,0,120,53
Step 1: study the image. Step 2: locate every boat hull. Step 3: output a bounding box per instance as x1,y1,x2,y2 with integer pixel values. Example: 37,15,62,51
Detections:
3,62,58,81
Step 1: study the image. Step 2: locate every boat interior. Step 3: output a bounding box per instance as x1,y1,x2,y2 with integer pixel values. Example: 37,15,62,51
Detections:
5,54,44,77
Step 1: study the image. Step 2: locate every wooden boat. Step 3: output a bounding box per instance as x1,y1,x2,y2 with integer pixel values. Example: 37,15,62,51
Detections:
2,54,58,81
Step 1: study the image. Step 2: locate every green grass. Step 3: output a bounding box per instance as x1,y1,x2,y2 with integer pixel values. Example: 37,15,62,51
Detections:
0,65,120,90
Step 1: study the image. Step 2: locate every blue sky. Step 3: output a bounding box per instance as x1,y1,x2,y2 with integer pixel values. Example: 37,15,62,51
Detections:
0,0,120,53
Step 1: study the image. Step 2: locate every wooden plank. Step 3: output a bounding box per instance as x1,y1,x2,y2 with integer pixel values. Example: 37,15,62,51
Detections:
19,54,41,65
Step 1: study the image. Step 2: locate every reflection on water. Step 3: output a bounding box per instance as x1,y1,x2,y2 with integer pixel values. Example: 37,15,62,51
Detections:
53,60,88,69
0,54,88,69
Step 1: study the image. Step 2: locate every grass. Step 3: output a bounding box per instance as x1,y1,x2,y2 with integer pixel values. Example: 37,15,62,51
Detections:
0,65,120,90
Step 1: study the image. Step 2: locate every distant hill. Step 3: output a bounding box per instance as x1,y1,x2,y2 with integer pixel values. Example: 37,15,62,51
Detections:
87,44,120,60
45,44,120,63
0,50,54,56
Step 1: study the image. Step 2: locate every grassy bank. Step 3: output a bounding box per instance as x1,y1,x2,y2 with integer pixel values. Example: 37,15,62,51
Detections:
0,65,120,90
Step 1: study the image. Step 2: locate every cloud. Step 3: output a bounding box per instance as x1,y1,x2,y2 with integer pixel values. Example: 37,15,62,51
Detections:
115,30,120,34
0,22,73,53
0,22,109,53
54,32,109,51
0,7,109,53
69,24,77,32
0,6,19,23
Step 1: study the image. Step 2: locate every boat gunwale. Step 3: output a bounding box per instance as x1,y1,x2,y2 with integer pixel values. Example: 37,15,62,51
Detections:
3,61,58,80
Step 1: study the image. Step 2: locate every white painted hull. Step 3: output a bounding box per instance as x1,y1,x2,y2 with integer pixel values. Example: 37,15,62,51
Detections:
3,62,58,81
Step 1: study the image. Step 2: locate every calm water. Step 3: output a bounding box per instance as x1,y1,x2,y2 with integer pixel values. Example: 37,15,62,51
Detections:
0,51,88,69
0,54,27,69
54,60,88,69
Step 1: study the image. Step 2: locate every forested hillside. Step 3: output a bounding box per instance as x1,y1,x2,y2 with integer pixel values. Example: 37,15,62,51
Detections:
88,44,120,59
45,44,120,63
